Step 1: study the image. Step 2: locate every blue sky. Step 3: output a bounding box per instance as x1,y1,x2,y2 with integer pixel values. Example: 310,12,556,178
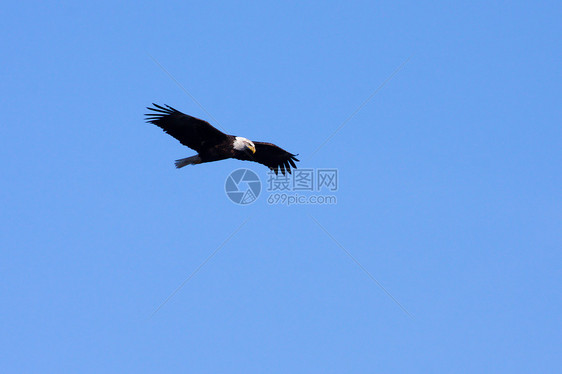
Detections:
1,1,560,372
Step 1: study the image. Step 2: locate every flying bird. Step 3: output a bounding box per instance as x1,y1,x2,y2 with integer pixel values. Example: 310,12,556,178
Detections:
145,104,299,175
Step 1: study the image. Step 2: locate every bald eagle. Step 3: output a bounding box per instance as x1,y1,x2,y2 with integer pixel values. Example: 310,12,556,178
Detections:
145,104,299,175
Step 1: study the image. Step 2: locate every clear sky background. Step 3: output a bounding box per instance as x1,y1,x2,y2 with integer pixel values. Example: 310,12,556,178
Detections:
1,1,560,372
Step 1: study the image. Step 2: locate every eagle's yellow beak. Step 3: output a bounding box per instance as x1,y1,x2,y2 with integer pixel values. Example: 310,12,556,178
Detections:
249,145,256,154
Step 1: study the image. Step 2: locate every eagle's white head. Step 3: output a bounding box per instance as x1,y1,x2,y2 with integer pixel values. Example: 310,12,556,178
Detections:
233,136,256,154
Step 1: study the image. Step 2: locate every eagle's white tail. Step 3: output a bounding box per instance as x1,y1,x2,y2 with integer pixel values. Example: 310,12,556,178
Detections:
174,155,202,168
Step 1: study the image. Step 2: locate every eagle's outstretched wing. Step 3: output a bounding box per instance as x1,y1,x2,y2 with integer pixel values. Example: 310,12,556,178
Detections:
247,142,299,175
145,104,228,152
